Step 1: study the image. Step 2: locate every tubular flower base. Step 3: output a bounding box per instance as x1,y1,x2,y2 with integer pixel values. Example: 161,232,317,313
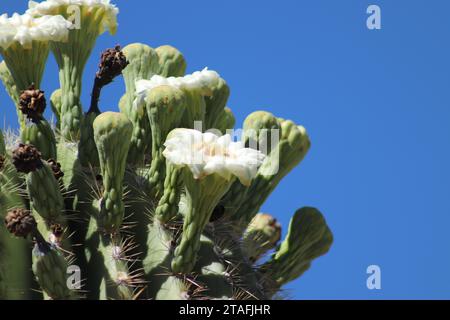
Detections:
0,2,333,300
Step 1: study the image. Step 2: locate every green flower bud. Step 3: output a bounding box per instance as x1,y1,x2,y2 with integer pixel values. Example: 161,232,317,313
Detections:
243,213,282,263
155,45,187,77
93,112,133,232
145,86,186,199
261,207,333,289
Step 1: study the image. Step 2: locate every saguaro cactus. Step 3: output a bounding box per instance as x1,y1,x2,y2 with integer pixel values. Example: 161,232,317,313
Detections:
0,0,333,300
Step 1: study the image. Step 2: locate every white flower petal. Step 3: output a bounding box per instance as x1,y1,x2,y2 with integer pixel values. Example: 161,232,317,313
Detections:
163,129,265,185
133,69,220,110
0,13,72,49
27,0,118,35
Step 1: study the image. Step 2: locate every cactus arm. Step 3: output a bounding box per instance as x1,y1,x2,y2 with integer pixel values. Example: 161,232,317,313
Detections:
122,44,160,100
52,45,85,141
21,118,57,161
93,112,133,233
232,119,311,227
26,163,64,225
32,242,77,300
26,161,72,252
219,111,280,220
144,86,186,199
0,42,50,135
260,207,333,292
121,44,187,165
0,41,49,90
121,43,159,164
49,5,116,140
171,172,234,273
120,91,150,166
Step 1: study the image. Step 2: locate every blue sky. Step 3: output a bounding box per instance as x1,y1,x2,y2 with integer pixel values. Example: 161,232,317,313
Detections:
1,0,450,299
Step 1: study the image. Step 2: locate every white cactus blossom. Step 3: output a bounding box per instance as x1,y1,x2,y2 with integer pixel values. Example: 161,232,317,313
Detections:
163,128,266,186
27,0,119,35
133,68,220,111
0,13,72,49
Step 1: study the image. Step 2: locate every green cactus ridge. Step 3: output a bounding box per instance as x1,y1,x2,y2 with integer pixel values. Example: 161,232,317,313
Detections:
121,43,159,165
0,1,332,300
145,85,186,199
21,118,57,161
171,171,235,274
50,4,115,140
154,162,183,223
204,78,230,130
32,243,77,300
27,162,64,224
155,45,187,77
0,41,49,91
121,43,187,165
93,112,133,232
262,207,333,289
230,118,312,228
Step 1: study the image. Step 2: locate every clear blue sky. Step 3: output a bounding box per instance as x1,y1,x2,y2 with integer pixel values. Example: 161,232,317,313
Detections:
1,0,450,299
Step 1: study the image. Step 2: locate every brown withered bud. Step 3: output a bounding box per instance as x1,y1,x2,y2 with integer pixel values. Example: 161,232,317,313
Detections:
4,208,37,238
12,143,42,173
96,45,129,85
18,84,46,121
47,158,64,180
88,46,129,114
